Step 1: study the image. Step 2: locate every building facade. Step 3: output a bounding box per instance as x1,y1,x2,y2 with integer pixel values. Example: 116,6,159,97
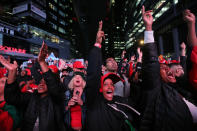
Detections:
123,0,197,59
0,0,74,60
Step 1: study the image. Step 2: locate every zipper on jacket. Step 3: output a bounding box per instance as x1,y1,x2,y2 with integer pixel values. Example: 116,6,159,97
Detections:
107,103,129,119
115,101,141,116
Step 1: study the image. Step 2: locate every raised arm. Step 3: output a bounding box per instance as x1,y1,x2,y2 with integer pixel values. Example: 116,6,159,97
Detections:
141,6,161,90
183,10,197,93
183,9,197,46
0,55,31,107
180,42,187,73
86,21,104,106
38,42,64,101
38,41,49,73
118,50,126,76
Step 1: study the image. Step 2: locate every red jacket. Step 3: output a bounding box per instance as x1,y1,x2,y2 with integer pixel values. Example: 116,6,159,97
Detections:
0,101,13,131
189,46,197,93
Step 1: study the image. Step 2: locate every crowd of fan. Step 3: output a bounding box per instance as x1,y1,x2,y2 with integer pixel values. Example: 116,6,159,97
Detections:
0,6,197,131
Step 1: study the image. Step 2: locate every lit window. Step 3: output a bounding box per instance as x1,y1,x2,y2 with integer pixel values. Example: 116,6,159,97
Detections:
51,36,60,43
59,10,65,17
155,2,170,20
51,13,57,20
126,0,128,4
154,0,165,10
59,2,65,9
174,0,178,4
112,0,115,5
136,0,141,6
133,11,137,17
58,27,65,34
60,20,65,25
49,22,57,29
49,3,57,11
29,25,60,44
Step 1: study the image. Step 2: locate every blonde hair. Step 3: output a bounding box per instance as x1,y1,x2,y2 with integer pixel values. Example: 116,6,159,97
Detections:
68,75,86,90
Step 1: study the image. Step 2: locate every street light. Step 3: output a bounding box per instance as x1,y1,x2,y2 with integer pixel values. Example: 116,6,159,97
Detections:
139,39,144,45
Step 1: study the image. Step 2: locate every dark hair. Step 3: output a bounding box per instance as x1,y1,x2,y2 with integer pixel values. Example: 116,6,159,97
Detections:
62,67,73,73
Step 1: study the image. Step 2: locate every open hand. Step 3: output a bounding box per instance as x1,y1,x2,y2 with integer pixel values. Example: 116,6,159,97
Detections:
0,55,17,71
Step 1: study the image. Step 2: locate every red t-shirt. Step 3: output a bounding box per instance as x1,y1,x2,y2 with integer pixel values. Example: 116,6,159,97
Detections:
70,105,82,128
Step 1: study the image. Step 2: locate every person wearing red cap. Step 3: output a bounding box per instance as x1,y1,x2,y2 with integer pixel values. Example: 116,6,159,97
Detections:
85,21,140,131
104,57,127,97
139,6,197,130
73,61,85,74
2,41,66,131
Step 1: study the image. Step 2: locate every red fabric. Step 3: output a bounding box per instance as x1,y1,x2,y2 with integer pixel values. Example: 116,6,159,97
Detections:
21,84,36,93
159,59,168,64
170,60,180,64
0,68,6,79
70,105,82,128
48,65,59,73
189,46,197,93
73,61,84,69
25,68,31,76
29,84,38,90
0,101,13,131
0,101,6,108
129,62,134,78
21,85,28,93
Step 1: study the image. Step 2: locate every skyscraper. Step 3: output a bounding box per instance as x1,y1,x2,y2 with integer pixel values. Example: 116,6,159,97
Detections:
0,0,74,60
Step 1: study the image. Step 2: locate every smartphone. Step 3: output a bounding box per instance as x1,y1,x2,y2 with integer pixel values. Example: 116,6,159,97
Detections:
76,91,80,96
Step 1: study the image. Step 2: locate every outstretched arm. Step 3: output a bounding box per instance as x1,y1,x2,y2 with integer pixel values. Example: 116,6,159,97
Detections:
0,55,31,106
38,41,64,101
141,6,161,90
183,9,197,46
38,41,49,73
86,21,104,106
180,42,187,73
183,10,197,93
0,55,17,84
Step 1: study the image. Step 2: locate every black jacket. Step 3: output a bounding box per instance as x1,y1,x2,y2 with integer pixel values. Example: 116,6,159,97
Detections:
5,70,66,131
86,46,140,131
140,42,194,131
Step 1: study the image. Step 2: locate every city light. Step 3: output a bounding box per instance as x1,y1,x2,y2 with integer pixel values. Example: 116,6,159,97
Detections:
139,40,144,45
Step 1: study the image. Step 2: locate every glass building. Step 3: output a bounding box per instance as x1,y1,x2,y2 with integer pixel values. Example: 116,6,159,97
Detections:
123,0,197,59
0,0,75,59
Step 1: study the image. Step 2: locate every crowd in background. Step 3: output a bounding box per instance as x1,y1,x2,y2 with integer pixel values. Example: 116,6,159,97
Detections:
0,6,197,131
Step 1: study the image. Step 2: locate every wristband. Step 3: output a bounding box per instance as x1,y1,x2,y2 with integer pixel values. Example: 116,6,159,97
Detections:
144,31,154,44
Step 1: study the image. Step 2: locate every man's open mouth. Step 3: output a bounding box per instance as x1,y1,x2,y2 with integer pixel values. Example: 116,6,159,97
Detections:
107,90,113,94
